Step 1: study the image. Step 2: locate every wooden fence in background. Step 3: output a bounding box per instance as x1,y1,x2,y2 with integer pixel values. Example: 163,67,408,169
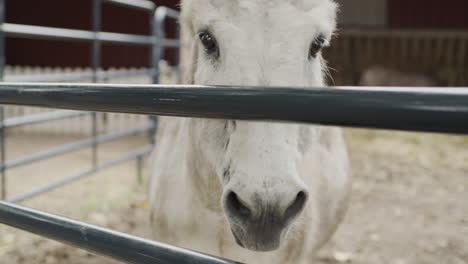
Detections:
325,28,468,86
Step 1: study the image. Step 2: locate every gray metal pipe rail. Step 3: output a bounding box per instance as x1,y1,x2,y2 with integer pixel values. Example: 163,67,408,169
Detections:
0,0,4,81
0,201,244,264
104,0,156,11
0,106,4,200
153,6,180,83
1,83,468,134
1,110,90,129
0,3,181,201
1,124,152,170
156,5,181,20
0,0,5,199
3,23,153,45
0,4,206,264
2,23,180,47
0,1,181,83
7,145,153,203
4,68,152,83
92,0,102,83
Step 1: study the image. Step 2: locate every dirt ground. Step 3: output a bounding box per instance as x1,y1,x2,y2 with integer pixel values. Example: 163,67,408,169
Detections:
0,129,467,264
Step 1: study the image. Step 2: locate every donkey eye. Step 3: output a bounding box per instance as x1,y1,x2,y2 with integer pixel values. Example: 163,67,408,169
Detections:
309,35,326,59
199,31,219,58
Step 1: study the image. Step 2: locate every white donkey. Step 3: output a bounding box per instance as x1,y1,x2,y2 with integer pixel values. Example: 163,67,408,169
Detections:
149,0,350,263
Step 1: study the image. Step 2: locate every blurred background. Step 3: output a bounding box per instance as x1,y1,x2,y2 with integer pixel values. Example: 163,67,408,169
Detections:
5,0,178,68
331,0,468,87
4,0,468,86
0,1,467,264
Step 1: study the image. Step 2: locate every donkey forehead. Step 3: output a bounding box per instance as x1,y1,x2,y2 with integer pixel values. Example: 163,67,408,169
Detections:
183,0,337,39
185,0,336,10
208,0,335,11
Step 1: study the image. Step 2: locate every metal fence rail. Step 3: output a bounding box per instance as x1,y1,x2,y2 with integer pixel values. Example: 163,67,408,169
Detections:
104,0,156,11
4,68,152,83
1,82,467,264
0,107,4,200
152,6,180,84
0,3,180,76
2,124,152,170
1,110,90,129
7,145,153,203
2,23,179,47
1,83,468,134
6,2,467,264
0,2,241,264
0,2,181,200
3,23,155,45
0,201,243,264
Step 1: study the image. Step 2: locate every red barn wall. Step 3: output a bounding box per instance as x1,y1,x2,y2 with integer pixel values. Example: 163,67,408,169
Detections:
5,0,180,68
6,0,467,68
388,0,468,29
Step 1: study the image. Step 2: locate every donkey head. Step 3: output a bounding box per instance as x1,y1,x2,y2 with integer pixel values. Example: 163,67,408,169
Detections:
181,0,338,251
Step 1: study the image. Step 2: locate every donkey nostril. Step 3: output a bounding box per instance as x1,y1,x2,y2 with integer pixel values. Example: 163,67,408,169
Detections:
226,191,251,219
284,191,308,222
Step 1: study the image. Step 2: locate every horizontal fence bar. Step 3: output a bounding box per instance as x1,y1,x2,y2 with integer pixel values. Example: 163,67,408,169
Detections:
1,83,468,134
2,110,90,129
2,23,180,47
104,0,155,11
340,28,468,39
0,201,243,264
99,31,153,45
7,145,153,203
3,23,94,41
2,23,154,45
5,68,152,83
161,38,181,48
2,124,152,170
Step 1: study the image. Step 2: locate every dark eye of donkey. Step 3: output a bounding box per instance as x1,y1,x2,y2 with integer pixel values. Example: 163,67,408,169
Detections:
309,35,326,59
199,31,219,58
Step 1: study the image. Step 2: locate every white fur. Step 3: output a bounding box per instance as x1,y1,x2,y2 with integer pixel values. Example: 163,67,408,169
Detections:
149,0,350,263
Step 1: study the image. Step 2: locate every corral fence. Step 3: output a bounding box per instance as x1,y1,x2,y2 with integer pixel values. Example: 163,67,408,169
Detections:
2,0,180,136
3,67,159,136
0,0,181,204
1,83,468,263
1,1,468,264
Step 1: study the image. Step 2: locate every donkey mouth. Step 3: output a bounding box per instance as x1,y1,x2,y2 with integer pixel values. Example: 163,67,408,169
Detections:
230,227,281,252
231,228,245,247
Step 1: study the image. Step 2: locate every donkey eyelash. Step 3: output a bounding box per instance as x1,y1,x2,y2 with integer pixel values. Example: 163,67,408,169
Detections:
308,34,328,60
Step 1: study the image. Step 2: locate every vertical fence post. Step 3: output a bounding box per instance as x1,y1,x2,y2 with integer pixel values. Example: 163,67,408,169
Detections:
0,107,5,200
91,115,98,168
91,0,102,168
151,7,162,85
92,0,102,83
175,25,181,84
149,6,160,147
0,0,6,200
0,0,5,80
136,155,143,184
